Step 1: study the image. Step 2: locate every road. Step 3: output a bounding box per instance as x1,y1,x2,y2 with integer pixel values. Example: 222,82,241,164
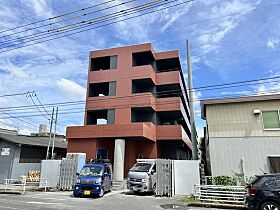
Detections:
0,191,239,210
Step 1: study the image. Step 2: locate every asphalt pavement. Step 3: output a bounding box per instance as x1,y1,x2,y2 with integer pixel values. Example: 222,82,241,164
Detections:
0,190,239,210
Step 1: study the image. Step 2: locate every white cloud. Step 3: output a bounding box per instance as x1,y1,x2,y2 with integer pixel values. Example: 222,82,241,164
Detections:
1,59,30,80
57,78,86,101
160,2,193,32
20,0,53,18
254,82,280,95
267,37,280,49
196,0,261,54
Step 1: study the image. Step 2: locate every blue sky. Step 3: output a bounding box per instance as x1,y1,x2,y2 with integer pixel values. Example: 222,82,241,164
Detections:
0,0,279,137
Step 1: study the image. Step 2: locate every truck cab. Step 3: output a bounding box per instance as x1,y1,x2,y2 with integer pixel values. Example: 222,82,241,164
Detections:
127,160,156,193
73,160,112,197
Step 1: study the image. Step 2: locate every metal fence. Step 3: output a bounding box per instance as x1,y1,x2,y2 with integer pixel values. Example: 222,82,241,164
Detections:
156,159,173,197
194,185,246,206
58,157,78,190
4,178,48,194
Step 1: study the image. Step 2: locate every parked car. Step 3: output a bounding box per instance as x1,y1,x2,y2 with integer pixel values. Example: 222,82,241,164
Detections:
127,159,156,193
73,160,112,198
245,173,280,210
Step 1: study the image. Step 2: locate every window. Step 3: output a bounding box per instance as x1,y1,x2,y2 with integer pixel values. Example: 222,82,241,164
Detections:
262,111,280,129
96,148,108,159
90,55,117,71
152,164,156,172
87,109,115,125
89,82,116,97
131,107,155,124
132,51,154,67
132,78,155,95
276,178,280,187
156,57,181,73
20,146,46,163
265,177,276,188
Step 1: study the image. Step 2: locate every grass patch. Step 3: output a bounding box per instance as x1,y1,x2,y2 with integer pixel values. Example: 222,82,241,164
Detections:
178,195,195,203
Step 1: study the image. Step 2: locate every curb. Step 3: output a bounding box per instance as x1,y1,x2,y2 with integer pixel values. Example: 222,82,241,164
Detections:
188,202,246,209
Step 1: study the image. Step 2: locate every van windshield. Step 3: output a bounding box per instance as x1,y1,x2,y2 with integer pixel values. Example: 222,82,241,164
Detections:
80,165,103,177
130,163,152,172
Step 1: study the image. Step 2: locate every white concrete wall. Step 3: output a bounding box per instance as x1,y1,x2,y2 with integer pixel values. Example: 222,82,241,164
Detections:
40,160,61,188
209,137,280,177
173,160,200,196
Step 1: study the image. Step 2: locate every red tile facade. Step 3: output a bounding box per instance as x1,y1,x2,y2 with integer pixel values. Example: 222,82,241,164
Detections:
66,43,192,176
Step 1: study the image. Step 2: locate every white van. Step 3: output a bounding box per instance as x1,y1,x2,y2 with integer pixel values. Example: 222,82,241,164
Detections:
127,159,156,193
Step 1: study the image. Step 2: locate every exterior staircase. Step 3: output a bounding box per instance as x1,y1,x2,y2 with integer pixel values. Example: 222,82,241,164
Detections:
112,179,127,191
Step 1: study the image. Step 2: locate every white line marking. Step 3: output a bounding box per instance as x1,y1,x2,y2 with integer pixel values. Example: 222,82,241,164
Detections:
0,205,22,210
35,197,66,200
26,201,63,205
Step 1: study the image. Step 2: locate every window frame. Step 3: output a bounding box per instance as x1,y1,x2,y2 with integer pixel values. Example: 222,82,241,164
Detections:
261,110,280,131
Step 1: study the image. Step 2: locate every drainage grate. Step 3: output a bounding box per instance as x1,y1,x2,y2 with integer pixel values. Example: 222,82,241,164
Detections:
160,204,187,209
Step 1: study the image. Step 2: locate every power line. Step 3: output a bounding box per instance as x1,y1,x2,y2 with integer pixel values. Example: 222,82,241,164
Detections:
192,75,280,91
0,109,37,127
0,0,150,46
1,73,280,112
0,0,195,53
27,92,50,120
0,91,31,97
2,1,279,66
34,93,51,117
1,88,280,119
1,0,279,49
0,0,84,30
0,0,119,35
2,70,280,108
0,0,176,46
0,85,279,115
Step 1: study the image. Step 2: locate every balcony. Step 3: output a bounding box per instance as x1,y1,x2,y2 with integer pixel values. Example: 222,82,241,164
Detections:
66,122,156,141
132,51,155,68
86,92,156,110
86,109,115,125
131,65,156,83
132,78,155,96
156,125,192,149
88,81,116,97
155,57,181,73
131,107,156,124
90,55,117,71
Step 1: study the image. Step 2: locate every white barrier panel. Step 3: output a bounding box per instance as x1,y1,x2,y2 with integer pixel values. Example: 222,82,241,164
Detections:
172,160,200,196
40,160,61,188
194,185,246,206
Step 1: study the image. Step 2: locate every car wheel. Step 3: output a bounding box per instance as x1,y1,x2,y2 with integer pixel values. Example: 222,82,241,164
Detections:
152,183,156,194
98,188,104,197
261,201,280,210
108,184,112,192
73,193,80,198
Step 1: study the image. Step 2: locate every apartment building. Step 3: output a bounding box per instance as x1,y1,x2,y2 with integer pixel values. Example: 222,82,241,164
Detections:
66,43,192,180
201,94,280,177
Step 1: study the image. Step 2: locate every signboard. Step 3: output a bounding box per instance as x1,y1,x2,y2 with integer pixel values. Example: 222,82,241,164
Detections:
1,148,10,156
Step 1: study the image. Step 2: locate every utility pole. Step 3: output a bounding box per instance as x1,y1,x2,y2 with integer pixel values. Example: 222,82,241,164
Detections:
186,39,198,160
51,107,58,159
46,107,55,160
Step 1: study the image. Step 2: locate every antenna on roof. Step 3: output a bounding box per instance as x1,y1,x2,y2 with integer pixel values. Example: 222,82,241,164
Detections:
259,168,267,175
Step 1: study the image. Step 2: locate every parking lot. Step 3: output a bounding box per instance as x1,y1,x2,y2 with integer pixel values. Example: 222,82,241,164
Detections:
0,190,239,210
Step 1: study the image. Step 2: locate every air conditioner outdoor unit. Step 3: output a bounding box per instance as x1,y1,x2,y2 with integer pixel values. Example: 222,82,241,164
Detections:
253,109,261,114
